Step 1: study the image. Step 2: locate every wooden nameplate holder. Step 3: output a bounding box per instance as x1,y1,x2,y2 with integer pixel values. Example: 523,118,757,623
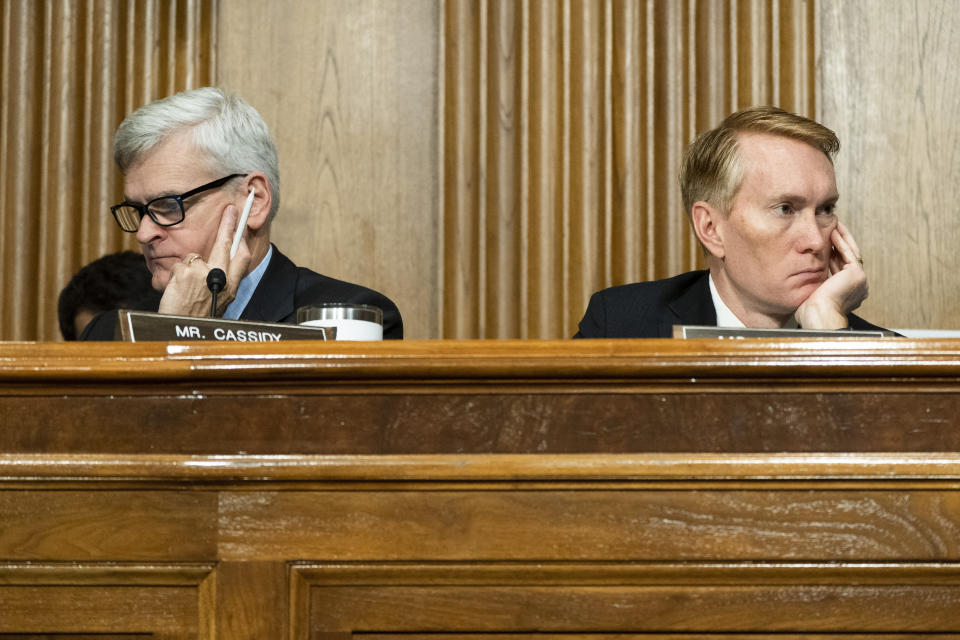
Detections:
116,309,335,342
673,324,894,339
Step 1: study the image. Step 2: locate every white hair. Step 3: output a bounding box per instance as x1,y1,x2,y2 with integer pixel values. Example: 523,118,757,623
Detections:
114,87,280,220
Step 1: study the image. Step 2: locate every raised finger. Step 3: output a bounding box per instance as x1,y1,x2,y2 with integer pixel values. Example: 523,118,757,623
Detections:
829,245,843,275
207,205,238,271
831,226,860,268
835,221,863,263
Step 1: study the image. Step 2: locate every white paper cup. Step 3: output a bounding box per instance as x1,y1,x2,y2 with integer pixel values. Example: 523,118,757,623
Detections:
296,304,383,341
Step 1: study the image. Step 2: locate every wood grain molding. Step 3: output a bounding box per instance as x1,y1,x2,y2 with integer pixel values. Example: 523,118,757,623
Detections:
3,340,960,455
3,339,960,384
296,562,960,634
5,454,960,566
0,563,215,585
293,561,960,586
0,563,215,637
306,581,960,633
4,452,960,486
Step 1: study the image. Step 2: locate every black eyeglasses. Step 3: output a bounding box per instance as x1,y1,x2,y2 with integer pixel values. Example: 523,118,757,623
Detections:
111,173,247,232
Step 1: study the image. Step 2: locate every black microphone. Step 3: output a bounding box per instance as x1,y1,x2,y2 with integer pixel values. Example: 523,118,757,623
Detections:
206,268,227,317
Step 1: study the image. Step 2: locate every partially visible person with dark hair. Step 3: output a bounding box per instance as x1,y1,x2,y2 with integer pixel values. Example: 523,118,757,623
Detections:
58,250,162,340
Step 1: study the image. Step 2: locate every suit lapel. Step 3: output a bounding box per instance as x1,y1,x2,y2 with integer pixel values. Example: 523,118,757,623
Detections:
660,271,717,336
238,245,298,323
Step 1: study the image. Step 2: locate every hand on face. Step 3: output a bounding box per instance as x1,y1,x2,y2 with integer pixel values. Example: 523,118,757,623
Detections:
157,205,252,317
794,221,868,329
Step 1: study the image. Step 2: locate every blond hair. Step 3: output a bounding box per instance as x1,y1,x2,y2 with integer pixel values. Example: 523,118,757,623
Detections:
679,106,839,216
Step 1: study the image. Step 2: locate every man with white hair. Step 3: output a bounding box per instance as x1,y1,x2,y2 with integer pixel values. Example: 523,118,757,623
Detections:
82,87,402,339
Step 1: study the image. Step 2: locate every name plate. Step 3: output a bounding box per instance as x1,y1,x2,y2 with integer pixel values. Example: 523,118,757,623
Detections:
673,324,893,339
117,310,335,342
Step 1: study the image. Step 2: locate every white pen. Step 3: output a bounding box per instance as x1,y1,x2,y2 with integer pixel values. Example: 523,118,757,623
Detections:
231,188,255,259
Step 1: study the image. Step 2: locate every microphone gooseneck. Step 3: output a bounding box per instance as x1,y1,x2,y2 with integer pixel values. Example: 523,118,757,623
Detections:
206,268,227,317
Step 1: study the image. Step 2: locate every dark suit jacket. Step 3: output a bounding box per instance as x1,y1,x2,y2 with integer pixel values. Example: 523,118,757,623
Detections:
80,245,403,340
574,269,890,338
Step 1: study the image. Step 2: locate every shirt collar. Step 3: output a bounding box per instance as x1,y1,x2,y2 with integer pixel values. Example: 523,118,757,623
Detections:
707,272,798,329
223,244,273,320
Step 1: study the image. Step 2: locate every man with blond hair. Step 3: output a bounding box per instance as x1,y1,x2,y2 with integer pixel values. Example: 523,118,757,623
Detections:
575,105,889,338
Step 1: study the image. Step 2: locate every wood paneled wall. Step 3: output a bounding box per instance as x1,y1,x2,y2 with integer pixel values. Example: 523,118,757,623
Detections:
3,0,958,340
443,0,816,338
0,0,216,341
217,0,440,340
820,0,960,331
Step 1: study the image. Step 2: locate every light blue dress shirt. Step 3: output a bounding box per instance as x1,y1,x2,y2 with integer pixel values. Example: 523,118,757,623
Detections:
223,244,274,320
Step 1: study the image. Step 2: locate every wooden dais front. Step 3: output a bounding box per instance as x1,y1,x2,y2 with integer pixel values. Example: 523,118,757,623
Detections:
2,340,960,637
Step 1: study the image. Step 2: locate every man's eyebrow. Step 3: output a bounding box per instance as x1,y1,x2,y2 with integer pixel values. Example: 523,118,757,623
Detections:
121,190,176,204
769,193,839,205
767,193,807,204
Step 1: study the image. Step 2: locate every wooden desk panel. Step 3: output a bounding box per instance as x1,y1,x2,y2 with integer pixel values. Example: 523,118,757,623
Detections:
2,339,960,454
0,564,213,638
3,454,960,637
2,341,960,637
304,575,960,633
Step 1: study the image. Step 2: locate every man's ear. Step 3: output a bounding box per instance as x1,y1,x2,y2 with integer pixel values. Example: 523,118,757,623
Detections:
240,172,272,231
691,201,725,259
